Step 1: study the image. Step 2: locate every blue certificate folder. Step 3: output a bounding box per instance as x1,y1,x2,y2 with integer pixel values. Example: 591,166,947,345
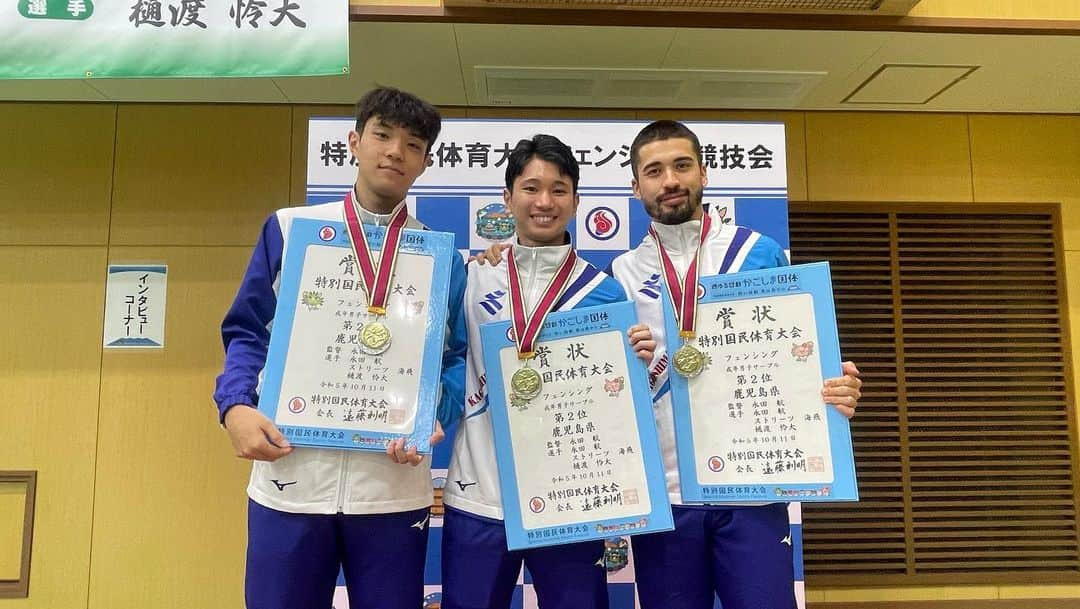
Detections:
664,262,858,503
258,218,454,453
481,301,673,550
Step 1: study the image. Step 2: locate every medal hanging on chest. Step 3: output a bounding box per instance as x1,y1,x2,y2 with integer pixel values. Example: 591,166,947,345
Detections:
650,213,713,378
506,246,577,409
343,189,409,356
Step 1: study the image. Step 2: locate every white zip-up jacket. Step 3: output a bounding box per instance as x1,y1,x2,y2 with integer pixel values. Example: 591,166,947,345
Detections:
443,239,627,520
214,200,468,514
609,206,788,505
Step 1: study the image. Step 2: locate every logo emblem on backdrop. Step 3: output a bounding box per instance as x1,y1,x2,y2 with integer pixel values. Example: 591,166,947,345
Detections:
710,205,733,225
318,225,336,241
423,592,443,609
475,203,515,241
585,206,620,241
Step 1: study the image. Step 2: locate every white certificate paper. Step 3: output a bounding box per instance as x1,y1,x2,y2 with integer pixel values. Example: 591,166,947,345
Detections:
258,218,454,453
666,262,858,503
482,301,673,549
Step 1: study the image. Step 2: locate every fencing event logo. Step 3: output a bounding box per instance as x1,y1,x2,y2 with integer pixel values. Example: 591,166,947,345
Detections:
585,206,620,241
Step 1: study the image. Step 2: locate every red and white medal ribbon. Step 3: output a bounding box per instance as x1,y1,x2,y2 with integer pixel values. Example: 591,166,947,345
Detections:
649,212,712,342
343,188,409,316
506,246,578,361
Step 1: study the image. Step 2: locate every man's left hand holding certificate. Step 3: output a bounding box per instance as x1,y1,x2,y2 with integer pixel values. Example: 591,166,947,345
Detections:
257,213,455,454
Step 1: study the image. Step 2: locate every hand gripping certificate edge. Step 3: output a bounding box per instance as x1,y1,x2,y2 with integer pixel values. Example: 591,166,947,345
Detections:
663,261,859,503
480,300,675,550
258,217,454,454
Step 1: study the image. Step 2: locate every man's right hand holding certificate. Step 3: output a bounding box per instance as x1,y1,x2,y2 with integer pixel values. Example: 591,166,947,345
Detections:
824,360,861,419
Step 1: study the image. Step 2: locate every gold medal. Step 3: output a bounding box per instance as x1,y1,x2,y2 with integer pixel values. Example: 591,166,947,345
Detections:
672,343,706,378
359,320,392,355
650,213,714,381
510,366,542,401
504,245,578,410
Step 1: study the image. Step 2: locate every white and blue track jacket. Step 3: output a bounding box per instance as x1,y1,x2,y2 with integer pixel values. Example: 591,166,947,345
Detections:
213,200,467,515
443,239,627,521
610,206,788,506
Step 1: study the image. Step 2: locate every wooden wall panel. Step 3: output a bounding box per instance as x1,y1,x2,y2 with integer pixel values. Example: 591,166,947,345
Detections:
910,0,1080,19
88,246,253,609
0,246,105,609
0,104,116,246
0,483,26,581
969,115,1080,251
110,105,292,247
1067,251,1080,449
999,583,1080,598
805,113,973,203
290,104,354,207
821,585,999,602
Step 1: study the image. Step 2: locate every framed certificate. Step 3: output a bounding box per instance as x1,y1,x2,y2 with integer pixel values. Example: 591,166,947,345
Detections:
664,262,858,503
481,301,673,550
258,217,455,453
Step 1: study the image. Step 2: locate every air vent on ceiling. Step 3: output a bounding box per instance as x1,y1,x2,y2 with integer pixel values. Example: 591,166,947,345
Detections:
475,66,826,108
446,0,921,15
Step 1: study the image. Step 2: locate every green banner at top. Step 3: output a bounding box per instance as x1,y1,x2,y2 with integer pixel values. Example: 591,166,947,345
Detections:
2,0,349,79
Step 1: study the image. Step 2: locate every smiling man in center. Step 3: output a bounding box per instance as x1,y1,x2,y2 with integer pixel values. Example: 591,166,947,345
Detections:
441,134,655,609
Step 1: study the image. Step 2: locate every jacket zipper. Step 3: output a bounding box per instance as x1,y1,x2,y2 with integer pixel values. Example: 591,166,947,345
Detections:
336,450,348,512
